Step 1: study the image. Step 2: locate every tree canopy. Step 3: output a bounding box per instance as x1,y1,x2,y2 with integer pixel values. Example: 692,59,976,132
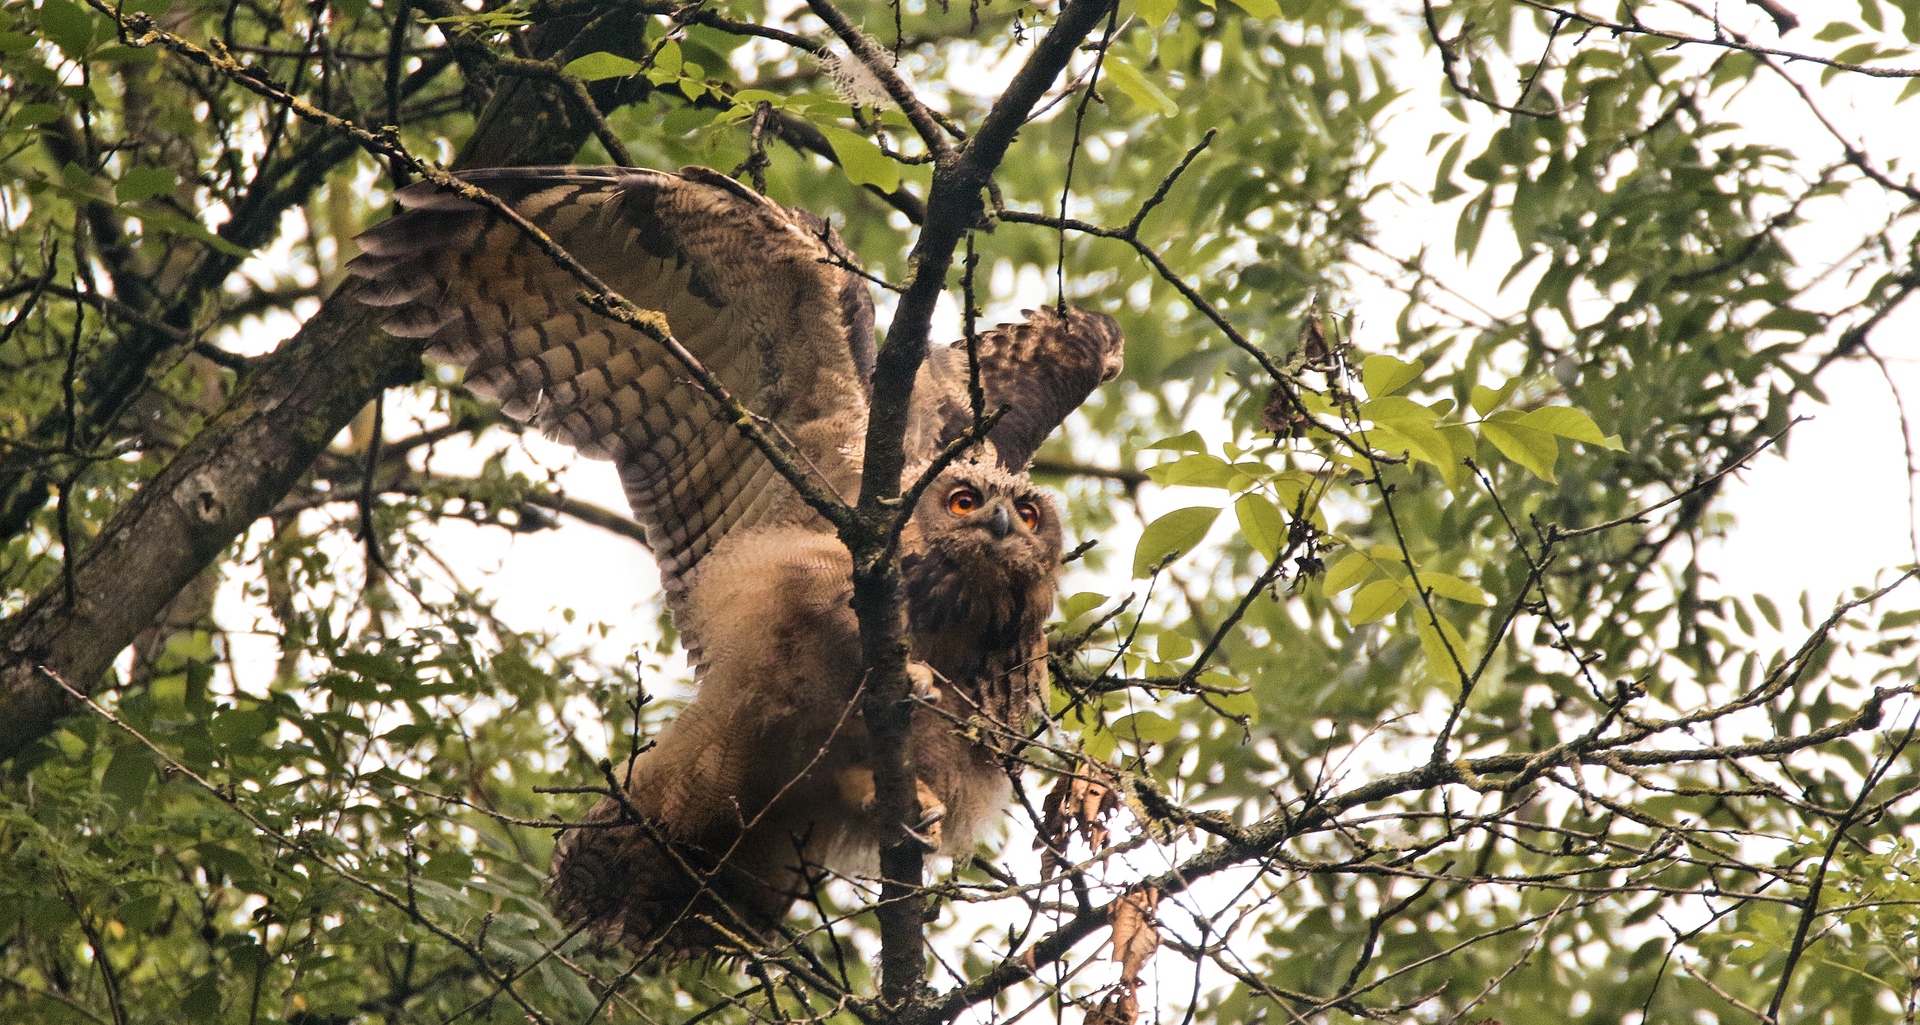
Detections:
5,0,1920,1022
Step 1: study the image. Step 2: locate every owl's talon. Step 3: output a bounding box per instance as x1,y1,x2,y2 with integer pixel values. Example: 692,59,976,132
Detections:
905,804,945,851
904,820,941,851
912,779,946,851
907,662,942,704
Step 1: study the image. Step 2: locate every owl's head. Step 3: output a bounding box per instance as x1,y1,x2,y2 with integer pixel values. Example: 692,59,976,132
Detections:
907,460,1064,577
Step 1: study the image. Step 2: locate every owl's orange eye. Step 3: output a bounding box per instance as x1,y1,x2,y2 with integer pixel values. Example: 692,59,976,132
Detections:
1015,500,1041,531
947,487,983,516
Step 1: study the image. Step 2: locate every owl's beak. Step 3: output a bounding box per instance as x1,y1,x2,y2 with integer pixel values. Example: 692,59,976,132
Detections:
986,503,1013,539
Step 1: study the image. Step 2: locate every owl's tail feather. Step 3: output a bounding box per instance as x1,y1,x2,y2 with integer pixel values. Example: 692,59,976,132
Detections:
547,792,815,960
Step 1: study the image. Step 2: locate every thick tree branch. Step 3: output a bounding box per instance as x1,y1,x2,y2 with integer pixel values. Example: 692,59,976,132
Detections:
0,294,409,762
845,0,1121,1009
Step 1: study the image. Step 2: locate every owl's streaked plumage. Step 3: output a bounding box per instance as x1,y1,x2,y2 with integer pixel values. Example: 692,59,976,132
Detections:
348,165,1123,956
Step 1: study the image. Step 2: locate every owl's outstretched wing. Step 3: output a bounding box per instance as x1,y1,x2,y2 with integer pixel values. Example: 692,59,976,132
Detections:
347,166,875,596
907,306,1126,472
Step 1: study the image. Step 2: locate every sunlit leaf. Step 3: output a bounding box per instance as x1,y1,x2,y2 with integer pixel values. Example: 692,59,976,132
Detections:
1361,355,1423,397
1470,377,1518,415
1420,571,1493,606
1224,0,1281,18
1322,550,1375,594
1147,453,1243,489
1481,412,1559,482
1133,506,1221,577
818,124,901,192
1112,711,1180,744
1144,430,1207,452
1417,614,1470,683
563,51,642,81
1350,578,1409,624
1135,0,1177,26
1103,54,1179,118
1235,493,1285,560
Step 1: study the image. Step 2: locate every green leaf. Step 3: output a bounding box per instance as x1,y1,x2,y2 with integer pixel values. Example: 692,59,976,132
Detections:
1520,405,1612,445
1207,684,1259,722
1417,614,1470,682
1350,578,1409,624
208,707,273,745
116,166,176,203
9,103,61,127
37,0,96,57
1156,629,1193,662
1235,493,1285,560
1144,430,1207,452
1370,420,1462,486
1754,307,1824,335
1146,453,1243,489
1432,134,1467,202
1470,377,1518,415
562,51,643,81
1060,591,1108,622
817,124,900,192
1224,0,1280,18
1359,395,1437,423
1111,711,1180,744
423,850,475,885
1322,550,1375,594
182,972,222,1023
194,843,257,885
1420,571,1493,606
1133,506,1221,577
1456,188,1495,256
101,744,155,809
129,210,251,258
730,88,788,108
379,723,432,747
1135,0,1177,26
1102,54,1179,118
93,43,155,64
1361,354,1423,397
1064,705,1116,762
1481,413,1560,482
650,39,683,80
333,651,416,688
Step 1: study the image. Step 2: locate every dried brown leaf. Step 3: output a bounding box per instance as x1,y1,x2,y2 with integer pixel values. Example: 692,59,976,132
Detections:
1260,382,1308,438
1109,884,1161,985
1035,766,1124,878
1299,311,1330,363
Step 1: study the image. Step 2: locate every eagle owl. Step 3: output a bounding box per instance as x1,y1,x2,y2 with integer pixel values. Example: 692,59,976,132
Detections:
348,166,1123,956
